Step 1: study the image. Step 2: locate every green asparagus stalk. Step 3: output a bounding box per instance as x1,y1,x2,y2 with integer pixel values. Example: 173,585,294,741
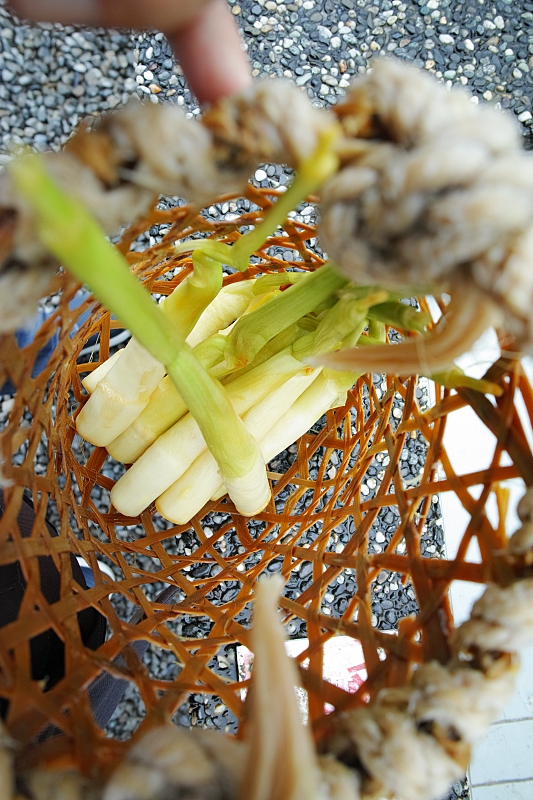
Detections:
367,318,387,343
75,256,223,446
223,324,304,382
312,289,388,354
11,155,270,517
367,301,431,333
170,127,340,277
156,367,322,523
227,127,340,271
429,365,503,396
110,349,308,516
223,264,348,369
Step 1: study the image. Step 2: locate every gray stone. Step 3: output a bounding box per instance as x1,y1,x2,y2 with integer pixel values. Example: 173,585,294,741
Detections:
85,67,102,86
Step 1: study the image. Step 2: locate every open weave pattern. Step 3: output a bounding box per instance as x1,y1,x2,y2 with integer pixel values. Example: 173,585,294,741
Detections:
0,193,532,784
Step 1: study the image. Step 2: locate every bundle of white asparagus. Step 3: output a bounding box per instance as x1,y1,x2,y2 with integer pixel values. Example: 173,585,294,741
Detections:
76,272,395,522
73,255,500,525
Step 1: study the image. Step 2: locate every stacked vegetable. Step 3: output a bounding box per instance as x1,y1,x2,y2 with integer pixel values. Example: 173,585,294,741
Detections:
77,267,395,522
77,256,495,525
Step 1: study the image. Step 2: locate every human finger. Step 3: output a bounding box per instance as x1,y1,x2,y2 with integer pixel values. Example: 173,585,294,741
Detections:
8,0,212,31
170,0,251,104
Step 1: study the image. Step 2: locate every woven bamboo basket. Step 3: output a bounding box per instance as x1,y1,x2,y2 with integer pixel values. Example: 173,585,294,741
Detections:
1,185,533,799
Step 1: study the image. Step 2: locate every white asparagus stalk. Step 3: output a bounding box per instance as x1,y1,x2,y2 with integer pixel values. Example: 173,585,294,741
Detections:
81,348,123,393
241,368,321,438
209,369,356,504
77,281,256,448
224,446,270,518
106,283,257,462
77,289,185,447
107,335,226,463
185,279,256,348
156,368,321,523
260,369,355,461
76,335,166,446
111,350,306,517
106,374,189,463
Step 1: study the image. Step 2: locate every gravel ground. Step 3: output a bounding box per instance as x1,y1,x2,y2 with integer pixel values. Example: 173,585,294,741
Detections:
3,1,532,797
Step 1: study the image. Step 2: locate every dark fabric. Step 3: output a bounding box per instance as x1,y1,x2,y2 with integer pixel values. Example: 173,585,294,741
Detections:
0,489,181,731
0,293,95,394
87,640,150,729
86,584,180,729
0,489,107,720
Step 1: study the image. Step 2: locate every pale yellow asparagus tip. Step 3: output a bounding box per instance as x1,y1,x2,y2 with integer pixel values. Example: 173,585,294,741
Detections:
76,336,165,447
185,279,256,348
81,348,123,393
